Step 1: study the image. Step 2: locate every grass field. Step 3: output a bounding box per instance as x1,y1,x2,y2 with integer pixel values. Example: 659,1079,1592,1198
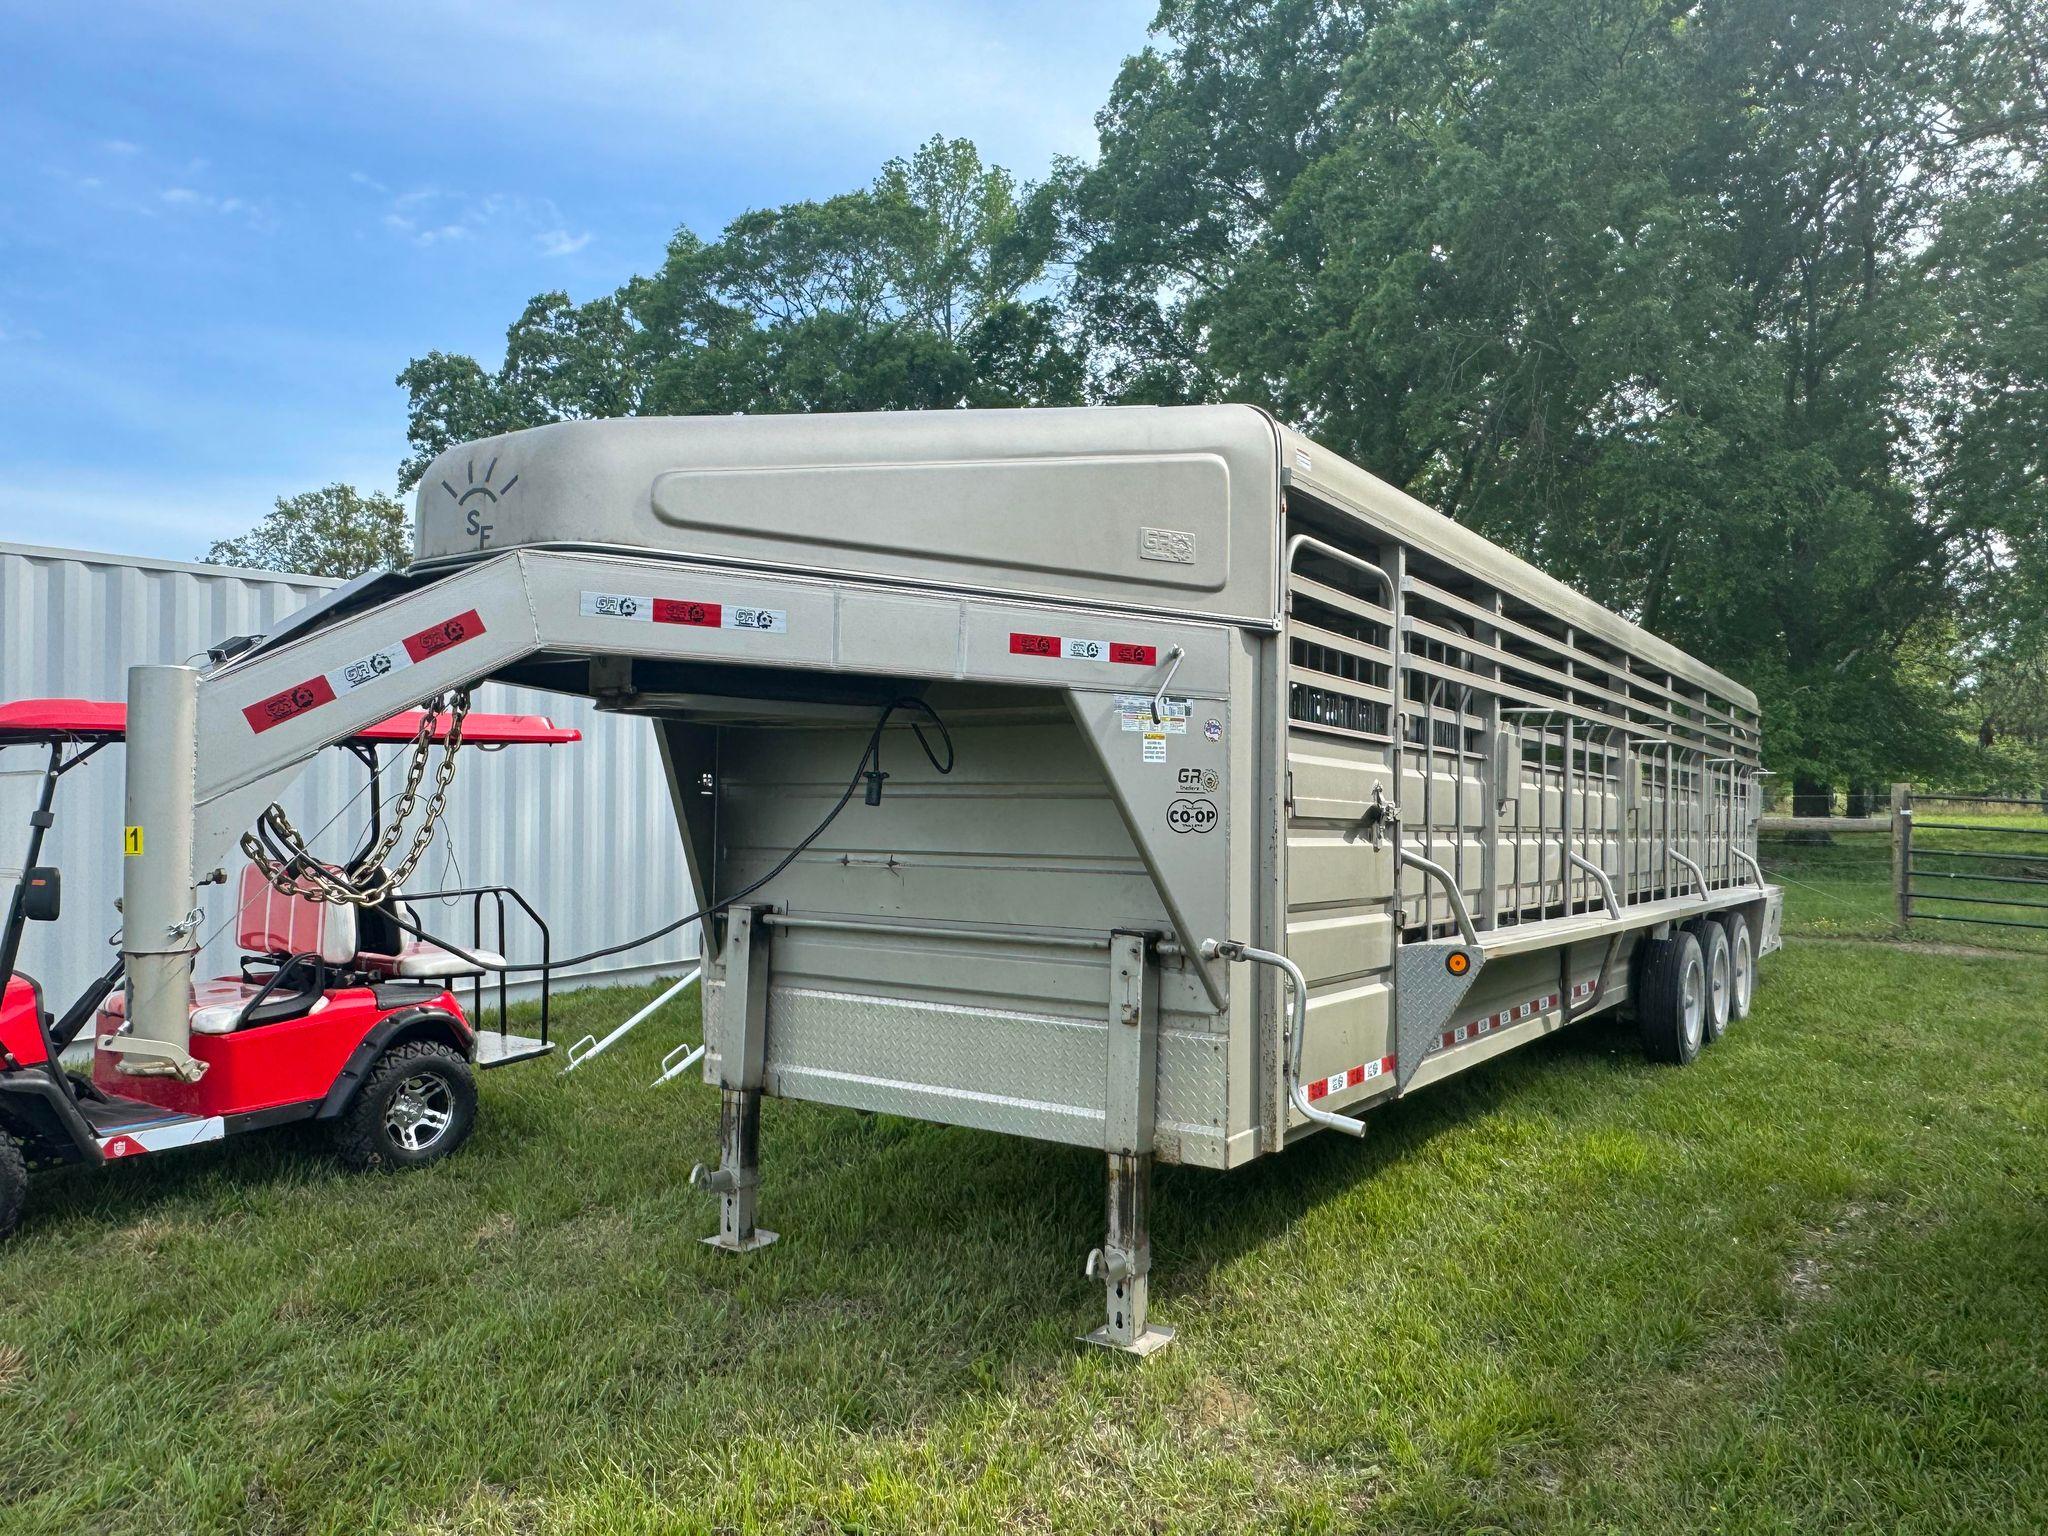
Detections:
1763,808,2048,955
3,921,2044,1530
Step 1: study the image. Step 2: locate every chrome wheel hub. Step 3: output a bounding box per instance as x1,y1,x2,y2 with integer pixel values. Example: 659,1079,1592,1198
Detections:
385,1072,453,1152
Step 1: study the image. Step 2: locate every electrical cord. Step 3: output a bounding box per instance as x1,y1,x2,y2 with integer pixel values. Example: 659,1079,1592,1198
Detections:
343,697,954,976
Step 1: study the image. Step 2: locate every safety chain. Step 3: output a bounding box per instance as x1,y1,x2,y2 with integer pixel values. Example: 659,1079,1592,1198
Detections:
241,689,472,906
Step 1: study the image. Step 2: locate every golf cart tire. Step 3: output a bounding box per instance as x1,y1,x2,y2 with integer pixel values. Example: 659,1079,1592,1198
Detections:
330,1039,477,1173
1636,929,1705,1067
0,1133,26,1241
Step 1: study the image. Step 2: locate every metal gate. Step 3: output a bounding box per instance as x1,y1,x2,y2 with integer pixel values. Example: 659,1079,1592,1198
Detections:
1896,790,2048,935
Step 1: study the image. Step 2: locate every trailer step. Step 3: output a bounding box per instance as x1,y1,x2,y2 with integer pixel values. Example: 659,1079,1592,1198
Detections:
473,1032,553,1070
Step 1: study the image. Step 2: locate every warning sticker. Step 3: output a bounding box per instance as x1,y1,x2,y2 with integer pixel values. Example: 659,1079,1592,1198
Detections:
243,610,486,734
1141,732,1168,764
581,591,787,633
1009,632,1157,666
1116,695,1189,733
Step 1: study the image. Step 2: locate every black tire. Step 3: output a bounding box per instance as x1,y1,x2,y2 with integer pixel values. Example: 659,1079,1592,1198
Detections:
1720,911,1756,1023
1636,929,1707,1066
329,1040,477,1172
0,1134,27,1242
1695,919,1733,1044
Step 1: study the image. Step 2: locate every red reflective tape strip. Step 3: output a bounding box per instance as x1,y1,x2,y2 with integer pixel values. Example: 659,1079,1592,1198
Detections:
401,608,485,662
1306,1054,1397,1104
1007,632,1158,664
243,674,337,734
653,599,722,627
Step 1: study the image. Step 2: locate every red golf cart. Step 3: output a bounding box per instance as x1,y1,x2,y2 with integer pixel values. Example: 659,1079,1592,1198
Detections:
0,697,577,1239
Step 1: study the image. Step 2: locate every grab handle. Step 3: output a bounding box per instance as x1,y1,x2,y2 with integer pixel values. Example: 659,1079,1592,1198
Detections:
1200,940,1366,1139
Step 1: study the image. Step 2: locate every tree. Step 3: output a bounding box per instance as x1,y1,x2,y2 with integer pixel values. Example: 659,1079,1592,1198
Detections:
396,136,1085,488
1060,0,2048,796
205,484,410,580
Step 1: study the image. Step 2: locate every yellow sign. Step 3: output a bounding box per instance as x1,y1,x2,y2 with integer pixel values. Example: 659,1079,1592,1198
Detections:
123,825,144,857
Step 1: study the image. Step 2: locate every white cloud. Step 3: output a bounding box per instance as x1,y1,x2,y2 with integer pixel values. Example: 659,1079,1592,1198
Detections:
105,0,1151,179
536,228,591,258
102,138,140,155
377,187,590,257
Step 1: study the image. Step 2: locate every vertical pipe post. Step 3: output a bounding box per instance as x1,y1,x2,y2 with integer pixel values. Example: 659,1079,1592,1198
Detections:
113,664,203,1080
1892,783,1913,928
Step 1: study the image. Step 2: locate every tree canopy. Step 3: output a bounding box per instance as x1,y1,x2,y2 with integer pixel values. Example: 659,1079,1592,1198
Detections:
328,1,2045,793
205,483,410,580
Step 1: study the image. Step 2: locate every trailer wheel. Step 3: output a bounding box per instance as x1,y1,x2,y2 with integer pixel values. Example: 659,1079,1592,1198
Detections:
1694,919,1733,1044
1721,912,1755,1023
330,1040,477,1172
0,1135,26,1241
1636,930,1706,1066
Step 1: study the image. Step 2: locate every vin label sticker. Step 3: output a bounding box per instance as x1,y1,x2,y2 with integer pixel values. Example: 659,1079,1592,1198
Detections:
581,591,788,633
1116,695,1188,734
243,609,486,734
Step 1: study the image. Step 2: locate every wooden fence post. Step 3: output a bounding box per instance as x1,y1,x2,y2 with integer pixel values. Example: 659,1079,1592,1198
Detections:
1891,783,1912,927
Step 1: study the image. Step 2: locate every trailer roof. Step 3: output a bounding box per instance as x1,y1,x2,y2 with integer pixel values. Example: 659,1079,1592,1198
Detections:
0,698,579,747
399,406,1757,715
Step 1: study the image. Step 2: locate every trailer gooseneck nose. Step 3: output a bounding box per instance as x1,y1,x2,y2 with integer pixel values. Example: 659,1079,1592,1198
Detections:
116,405,1781,1352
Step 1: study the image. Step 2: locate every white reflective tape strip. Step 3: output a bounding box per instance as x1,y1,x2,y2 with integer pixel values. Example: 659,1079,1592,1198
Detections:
328,642,413,695
581,591,653,621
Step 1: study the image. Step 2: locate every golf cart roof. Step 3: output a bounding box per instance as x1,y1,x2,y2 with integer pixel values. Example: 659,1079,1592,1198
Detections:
0,698,580,747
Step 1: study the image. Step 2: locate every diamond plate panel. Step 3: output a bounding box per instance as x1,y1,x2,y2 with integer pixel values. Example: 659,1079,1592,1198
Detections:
704,981,1227,1164
1393,939,1485,1090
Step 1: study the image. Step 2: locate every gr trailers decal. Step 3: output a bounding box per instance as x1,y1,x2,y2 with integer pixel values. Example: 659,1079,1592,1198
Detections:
1008,632,1157,666
99,1116,226,1158
1307,1054,1394,1102
242,610,487,734
1438,979,1597,1054
580,591,788,633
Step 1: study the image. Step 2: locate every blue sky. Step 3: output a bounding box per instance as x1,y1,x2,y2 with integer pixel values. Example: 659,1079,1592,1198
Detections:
0,0,1154,561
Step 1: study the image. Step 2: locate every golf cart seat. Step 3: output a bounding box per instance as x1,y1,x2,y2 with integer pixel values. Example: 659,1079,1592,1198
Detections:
351,889,505,981
99,975,325,1036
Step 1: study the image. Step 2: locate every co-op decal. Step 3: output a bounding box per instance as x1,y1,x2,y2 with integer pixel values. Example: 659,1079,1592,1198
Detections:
580,590,787,633
1166,796,1218,834
242,610,486,734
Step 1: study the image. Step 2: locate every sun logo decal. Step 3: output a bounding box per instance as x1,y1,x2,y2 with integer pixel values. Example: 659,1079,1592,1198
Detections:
440,455,520,548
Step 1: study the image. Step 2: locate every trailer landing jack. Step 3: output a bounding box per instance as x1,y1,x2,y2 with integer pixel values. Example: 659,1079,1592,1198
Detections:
691,905,777,1254
1084,1150,1174,1356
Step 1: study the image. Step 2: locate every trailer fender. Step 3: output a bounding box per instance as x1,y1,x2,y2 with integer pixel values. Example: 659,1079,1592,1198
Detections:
315,1008,470,1120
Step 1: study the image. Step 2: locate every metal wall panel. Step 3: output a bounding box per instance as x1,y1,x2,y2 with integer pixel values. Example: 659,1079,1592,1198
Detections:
0,542,695,1014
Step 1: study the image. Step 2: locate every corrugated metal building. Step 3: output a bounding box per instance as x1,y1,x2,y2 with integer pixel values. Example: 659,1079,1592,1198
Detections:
0,541,696,1015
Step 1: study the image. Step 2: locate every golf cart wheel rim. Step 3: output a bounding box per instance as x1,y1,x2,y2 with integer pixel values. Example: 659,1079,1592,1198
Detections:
385,1071,454,1152
1681,955,1704,1048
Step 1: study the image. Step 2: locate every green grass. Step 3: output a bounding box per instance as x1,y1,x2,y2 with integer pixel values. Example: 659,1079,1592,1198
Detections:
1764,808,2048,955
3,939,2045,1533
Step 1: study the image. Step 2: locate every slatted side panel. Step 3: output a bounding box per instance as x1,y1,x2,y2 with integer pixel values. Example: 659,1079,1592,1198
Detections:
1282,506,1764,941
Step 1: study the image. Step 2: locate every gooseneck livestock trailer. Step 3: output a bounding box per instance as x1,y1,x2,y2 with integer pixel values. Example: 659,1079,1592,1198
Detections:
112,406,1780,1351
